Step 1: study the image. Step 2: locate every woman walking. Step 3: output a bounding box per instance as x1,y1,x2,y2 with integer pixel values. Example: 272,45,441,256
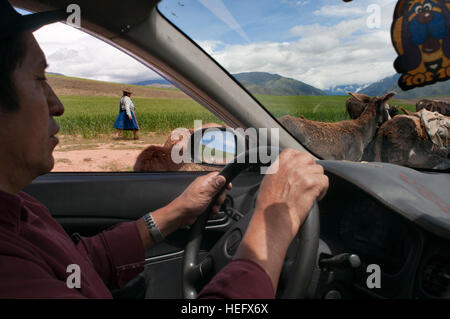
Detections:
114,88,139,139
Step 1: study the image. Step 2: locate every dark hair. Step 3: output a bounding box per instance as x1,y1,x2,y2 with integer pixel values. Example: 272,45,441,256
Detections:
0,32,27,112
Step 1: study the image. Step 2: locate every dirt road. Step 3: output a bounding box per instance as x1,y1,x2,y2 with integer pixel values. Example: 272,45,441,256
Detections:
52,135,163,172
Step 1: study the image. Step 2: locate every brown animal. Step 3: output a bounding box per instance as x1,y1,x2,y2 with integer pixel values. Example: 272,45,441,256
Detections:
363,111,449,169
133,143,219,172
279,92,396,161
387,105,399,118
163,128,193,150
163,123,227,158
164,123,226,149
346,92,398,120
416,99,450,116
400,107,414,116
134,145,183,172
346,94,367,119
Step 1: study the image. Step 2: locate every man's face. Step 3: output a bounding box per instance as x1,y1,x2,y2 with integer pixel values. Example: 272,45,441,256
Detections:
0,32,64,181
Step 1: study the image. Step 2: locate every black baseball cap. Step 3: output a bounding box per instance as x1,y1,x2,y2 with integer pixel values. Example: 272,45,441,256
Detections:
0,0,68,39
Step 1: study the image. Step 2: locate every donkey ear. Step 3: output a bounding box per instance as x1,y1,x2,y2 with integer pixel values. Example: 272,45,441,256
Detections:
400,107,413,115
348,92,371,103
381,92,396,103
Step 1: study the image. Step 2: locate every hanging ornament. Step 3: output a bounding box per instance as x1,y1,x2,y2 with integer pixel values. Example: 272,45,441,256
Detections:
391,0,450,90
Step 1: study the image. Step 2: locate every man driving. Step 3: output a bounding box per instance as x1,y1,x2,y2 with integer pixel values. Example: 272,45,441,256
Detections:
0,1,328,298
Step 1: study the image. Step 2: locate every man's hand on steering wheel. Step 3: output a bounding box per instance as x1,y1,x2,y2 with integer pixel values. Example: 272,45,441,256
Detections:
173,172,233,227
254,150,328,239
234,149,329,293
180,148,328,298
137,172,232,251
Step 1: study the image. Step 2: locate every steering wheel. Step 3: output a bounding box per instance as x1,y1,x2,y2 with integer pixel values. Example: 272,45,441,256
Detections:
182,147,320,299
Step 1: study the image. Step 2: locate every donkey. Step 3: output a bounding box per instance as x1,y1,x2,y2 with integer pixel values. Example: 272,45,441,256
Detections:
279,92,396,161
416,99,450,116
363,109,449,169
346,92,398,120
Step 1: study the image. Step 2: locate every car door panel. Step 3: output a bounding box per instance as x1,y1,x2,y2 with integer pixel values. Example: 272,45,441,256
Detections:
23,171,263,298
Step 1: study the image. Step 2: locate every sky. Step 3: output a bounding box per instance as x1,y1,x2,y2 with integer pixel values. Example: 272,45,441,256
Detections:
28,0,401,89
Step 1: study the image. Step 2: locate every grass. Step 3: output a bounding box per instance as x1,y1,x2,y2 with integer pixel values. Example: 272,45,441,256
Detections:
110,145,146,150
55,158,72,164
57,144,101,152
55,133,168,152
57,95,220,138
56,94,416,139
98,161,133,172
256,95,416,122
257,95,349,121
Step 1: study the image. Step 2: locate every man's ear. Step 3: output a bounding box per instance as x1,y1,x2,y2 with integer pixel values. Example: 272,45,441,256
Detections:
348,92,371,103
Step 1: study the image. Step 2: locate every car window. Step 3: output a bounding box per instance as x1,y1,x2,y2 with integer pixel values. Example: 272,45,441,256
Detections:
33,20,223,172
158,0,450,171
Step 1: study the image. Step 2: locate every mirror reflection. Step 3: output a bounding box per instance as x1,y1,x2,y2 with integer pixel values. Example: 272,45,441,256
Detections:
197,129,236,165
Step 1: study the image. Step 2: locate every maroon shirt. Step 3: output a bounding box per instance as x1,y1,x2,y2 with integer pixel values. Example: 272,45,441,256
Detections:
0,189,273,299
198,259,274,299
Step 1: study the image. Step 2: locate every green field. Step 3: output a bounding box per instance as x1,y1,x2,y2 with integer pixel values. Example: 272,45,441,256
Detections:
56,95,416,138
257,95,416,121
57,95,220,138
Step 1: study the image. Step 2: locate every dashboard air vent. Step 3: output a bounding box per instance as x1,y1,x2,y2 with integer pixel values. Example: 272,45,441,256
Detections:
422,257,450,298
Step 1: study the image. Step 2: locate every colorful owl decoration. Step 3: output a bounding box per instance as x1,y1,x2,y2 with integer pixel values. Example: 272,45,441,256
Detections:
392,0,450,90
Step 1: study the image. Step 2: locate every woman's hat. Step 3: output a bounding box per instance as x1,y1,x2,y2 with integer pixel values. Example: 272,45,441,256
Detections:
123,88,133,94
0,0,68,39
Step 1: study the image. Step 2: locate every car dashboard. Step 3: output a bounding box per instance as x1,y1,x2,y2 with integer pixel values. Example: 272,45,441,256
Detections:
312,172,450,299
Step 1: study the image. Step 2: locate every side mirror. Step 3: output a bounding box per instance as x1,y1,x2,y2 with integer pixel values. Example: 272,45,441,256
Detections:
189,127,237,165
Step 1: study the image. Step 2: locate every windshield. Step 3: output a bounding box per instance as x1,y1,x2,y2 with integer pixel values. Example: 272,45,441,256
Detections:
158,0,450,171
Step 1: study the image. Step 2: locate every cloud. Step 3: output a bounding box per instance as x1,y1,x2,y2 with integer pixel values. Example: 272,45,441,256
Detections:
32,1,399,90
197,1,400,90
281,0,310,6
199,11,397,90
33,23,160,84
197,40,225,55
289,18,367,44
47,48,79,62
313,5,365,18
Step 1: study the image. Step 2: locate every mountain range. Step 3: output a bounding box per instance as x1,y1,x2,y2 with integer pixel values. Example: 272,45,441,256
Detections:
132,72,327,96
324,83,369,96
357,74,401,96
131,71,449,99
359,74,450,99
394,80,450,99
132,78,177,89
232,72,326,96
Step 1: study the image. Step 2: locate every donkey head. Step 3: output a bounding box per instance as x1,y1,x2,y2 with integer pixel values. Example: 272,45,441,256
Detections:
350,92,396,125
